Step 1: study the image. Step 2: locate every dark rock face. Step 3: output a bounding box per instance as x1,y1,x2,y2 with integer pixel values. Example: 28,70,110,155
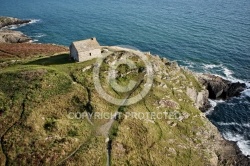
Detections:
0,16,31,29
226,82,247,98
198,74,250,164
198,74,246,100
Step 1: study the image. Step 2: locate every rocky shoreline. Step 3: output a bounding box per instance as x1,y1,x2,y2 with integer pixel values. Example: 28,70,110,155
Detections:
0,16,31,29
191,73,247,112
194,74,250,164
198,74,247,100
0,16,32,43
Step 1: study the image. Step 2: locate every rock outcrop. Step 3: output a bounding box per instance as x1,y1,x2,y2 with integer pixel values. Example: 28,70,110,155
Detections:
0,16,31,29
198,74,246,100
0,16,32,43
0,30,31,43
227,82,247,98
186,87,210,112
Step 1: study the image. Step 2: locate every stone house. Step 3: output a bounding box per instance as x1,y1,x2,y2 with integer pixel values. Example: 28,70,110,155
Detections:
70,37,102,62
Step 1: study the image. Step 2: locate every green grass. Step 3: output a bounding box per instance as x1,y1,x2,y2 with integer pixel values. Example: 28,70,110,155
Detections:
0,51,216,166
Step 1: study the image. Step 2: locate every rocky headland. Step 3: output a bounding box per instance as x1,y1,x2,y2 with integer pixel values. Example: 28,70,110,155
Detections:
198,74,247,100
0,16,31,29
0,16,32,43
0,18,249,165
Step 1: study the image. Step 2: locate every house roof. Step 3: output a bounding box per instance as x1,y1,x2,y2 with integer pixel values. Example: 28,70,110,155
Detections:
71,38,100,52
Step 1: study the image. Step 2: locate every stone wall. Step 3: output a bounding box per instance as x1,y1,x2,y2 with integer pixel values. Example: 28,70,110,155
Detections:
69,44,78,61
78,48,102,62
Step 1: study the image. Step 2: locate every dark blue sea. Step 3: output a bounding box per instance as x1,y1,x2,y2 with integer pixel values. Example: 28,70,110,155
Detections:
1,0,250,156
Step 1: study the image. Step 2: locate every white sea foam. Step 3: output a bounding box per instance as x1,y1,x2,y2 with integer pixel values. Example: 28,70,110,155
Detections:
217,122,250,128
223,67,234,78
183,60,195,68
203,64,238,83
9,25,20,29
205,100,217,115
223,132,244,142
30,33,46,38
36,34,46,38
202,63,250,98
29,19,40,24
8,19,40,30
223,132,250,157
237,141,250,157
242,89,250,97
202,63,240,82
179,60,195,68
203,64,222,69
205,99,224,115
212,67,243,83
31,39,39,42
220,65,243,83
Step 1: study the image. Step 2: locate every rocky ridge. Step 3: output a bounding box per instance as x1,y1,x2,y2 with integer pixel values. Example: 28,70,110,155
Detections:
103,47,250,165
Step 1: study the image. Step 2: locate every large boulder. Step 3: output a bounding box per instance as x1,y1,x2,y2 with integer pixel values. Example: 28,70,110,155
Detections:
0,16,31,29
186,87,210,112
198,74,246,100
0,30,31,43
226,82,246,98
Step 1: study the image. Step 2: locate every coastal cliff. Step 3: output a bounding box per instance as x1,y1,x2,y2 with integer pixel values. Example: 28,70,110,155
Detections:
0,43,249,166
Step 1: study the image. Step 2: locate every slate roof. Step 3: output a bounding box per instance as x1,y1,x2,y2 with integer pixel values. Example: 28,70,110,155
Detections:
72,38,100,52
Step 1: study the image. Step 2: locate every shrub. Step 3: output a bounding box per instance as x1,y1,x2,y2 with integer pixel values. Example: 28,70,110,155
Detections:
44,117,57,132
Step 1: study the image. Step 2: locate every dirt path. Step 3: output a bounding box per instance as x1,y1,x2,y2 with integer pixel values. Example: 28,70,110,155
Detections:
99,78,144,166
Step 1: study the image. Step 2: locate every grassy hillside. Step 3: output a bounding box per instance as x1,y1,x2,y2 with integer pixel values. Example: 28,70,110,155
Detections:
0,46,226,166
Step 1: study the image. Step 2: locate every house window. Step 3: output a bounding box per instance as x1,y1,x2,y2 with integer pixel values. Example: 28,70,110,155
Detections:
89,53,92,56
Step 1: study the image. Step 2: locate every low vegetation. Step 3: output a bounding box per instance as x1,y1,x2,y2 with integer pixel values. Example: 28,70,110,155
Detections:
0,47,221,166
